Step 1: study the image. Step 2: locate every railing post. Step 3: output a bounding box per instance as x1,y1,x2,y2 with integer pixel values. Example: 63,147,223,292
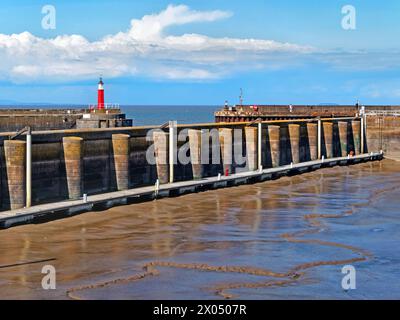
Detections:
361,115,365,154
317,119,322,159
169,121,177,184
258,122,262,170
26,127,32,208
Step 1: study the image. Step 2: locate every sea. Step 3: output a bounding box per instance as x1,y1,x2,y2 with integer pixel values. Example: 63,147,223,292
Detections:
0,105,219,126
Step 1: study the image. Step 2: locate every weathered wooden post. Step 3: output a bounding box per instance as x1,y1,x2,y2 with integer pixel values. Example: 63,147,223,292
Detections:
153,131,169,184
351,120,361,155
307,122,318,161
188,129,203,179
111,134,130,190
4,140,26,209
288,124,300,164
267,125,280,167
317,119,322,159
322,122,333,158
338,121,348,157
219,128,233,175
245,126,258,171
62,137,83,200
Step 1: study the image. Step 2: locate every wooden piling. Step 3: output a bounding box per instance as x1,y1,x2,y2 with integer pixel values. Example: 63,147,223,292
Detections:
317,119,322,159
267,125,280,167
245,126,258,171
351,120,361,155
112,134,130,191
338,121,348,157
288,124,300,164
62,137,83,200
4,140,26,210
323,122,333,158
188,129,203,179
219,128,233,174
153,131,169,184
307,123,318,161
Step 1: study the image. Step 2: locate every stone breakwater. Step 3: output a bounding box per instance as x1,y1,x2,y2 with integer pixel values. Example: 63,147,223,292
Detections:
0,117,367,213
215,105,400,160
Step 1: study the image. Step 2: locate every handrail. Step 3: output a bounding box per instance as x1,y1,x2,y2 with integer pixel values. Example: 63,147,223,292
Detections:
88,103,120,110
365,110,400,117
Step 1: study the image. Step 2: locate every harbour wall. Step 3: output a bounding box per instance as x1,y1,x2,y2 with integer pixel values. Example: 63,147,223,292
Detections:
215,105,400,160
0,108,132,131
0,118,366,211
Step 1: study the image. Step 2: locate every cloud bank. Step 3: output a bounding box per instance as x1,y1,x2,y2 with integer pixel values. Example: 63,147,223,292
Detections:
1,4,397,84
0,4,314,83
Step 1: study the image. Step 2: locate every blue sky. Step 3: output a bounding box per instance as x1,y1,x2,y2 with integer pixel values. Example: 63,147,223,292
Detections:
0,0,399,105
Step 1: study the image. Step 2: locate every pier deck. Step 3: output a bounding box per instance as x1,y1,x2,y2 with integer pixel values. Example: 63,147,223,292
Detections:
0,152,383,229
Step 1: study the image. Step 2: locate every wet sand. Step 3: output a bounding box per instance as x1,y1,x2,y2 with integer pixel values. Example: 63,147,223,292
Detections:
0,159,399,299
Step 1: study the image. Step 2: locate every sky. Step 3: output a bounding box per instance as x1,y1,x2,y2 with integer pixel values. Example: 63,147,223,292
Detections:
0,0,399,105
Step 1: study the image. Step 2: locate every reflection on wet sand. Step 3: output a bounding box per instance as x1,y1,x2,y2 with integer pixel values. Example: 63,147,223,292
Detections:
0,160,399,299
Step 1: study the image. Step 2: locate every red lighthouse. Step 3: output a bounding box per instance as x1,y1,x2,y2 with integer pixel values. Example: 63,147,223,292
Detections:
97,77,105,110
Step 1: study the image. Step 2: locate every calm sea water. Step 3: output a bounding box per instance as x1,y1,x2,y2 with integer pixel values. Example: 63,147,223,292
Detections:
0,160,399,300
122,105,218,126
0,105,219,126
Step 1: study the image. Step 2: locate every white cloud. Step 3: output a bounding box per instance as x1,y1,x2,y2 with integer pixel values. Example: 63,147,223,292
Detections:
128,4,232,41
0,4,314,83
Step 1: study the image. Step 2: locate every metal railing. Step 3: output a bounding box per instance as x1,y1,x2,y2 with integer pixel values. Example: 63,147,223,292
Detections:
365,110,400,117
88,103,120,110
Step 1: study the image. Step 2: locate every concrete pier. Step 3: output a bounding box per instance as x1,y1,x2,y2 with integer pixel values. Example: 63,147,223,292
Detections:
288,124,301,164
0,115,381,226
338,121,349,157
111,134,130,191
307,123,318,161
62,137,83,200
4,140,26,210
153,131,169,184
351,120,361,155
323,122,333,158
0,152,383,229
188,129,203,179
267,125,280,168
219,128,233,174
245,127,258,171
